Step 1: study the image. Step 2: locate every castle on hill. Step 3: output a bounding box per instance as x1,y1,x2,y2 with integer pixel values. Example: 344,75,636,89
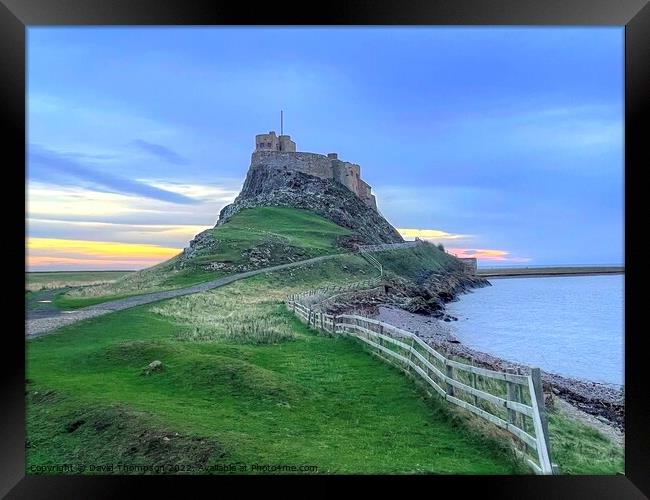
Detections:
253,131,377,211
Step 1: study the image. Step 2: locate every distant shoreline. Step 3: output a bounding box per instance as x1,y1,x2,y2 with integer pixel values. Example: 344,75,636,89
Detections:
477,266,624,278
26,270,136,274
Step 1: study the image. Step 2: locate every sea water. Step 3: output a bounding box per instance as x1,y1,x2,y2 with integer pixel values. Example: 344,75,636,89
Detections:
445,274,624,385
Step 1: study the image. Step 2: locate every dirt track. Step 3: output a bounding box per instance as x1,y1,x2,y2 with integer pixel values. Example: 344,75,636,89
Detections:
26,253,346,338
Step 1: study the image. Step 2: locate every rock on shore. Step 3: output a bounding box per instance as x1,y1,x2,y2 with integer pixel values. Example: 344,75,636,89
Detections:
325,270,491,319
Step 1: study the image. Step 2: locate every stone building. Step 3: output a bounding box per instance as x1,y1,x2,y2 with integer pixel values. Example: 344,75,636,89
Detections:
255,131,296,152
252,131,377,210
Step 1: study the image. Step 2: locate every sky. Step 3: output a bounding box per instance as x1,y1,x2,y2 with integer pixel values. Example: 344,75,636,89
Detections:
26,27,624,270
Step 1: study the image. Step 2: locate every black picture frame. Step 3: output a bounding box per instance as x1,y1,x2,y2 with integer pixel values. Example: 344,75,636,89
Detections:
3,0,648,497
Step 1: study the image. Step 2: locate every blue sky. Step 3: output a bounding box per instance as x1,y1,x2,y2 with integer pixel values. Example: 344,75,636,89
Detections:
27,27,624,270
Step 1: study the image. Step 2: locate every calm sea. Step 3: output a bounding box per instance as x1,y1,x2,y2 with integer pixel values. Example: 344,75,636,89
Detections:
445,274,624,386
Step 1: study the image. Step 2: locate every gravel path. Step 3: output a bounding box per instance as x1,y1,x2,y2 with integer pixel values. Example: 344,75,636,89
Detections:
26,288,67,319
26,253,347,338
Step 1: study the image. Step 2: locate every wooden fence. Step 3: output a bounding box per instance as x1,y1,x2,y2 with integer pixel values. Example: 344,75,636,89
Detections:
290,277,383,309
357,241,419,253
358,250,383,276
286,296,556,475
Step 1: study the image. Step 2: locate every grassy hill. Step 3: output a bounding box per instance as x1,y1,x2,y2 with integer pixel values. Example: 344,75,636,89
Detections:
374,242,462,278
191,206,353,267
53,207,353,309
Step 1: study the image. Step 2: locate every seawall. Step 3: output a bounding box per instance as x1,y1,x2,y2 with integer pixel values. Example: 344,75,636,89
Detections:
478,266,624,278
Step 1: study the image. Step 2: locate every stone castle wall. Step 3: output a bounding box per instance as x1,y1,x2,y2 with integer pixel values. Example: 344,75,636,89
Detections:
255,131,296,152
251,150,377,210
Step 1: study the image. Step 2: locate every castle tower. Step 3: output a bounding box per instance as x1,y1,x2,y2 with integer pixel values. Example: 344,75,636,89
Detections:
255,131,296,152
278,134,296,152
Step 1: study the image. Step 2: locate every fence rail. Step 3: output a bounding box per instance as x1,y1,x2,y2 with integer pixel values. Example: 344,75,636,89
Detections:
359,251,383,276
357,241,419,253
286,295,556,475
288,277,383,312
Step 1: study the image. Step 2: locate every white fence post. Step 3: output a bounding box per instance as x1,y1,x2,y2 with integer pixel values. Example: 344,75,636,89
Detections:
407,334,415,374
471,358,478,407
445,361,454,397
506,368,517,427
528,367,554,474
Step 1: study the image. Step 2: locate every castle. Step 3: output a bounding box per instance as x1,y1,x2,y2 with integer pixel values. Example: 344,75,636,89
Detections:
254,131,377,210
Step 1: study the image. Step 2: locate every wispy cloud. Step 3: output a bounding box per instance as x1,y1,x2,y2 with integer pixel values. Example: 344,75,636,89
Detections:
132,139,189,165
143,180,241,201
447,247,531,263
26,180,239,269
376,185,508,220
27,218,212,247
398,228,472,241
434,103,623,165
29,145,198,204
397,228,530,263
53,150,118,161
27,182,238,225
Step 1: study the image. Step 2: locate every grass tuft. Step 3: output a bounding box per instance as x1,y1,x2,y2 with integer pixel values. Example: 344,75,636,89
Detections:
547,408,624,474
151,284,298,345
26,271,133,292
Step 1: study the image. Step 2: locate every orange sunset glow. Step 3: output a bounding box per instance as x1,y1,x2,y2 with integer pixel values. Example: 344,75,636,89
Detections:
446,248,532,262
27,237,182,270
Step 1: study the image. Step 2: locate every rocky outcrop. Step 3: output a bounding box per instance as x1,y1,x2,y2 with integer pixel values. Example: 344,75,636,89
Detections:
217,161,403,245
180,230,311,274
143,360,164,375
181,230,217,262
322,268,491,321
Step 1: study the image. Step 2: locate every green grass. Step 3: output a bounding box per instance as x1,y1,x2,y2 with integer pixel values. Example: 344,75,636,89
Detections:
26,271,133,292
52,292,143,310
26,391,225,475
26,317,519,474
158,268,224,287
27,254,523,475
61,257,212,299
197,206,352,265
373,243,461,281
547,409,624,474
